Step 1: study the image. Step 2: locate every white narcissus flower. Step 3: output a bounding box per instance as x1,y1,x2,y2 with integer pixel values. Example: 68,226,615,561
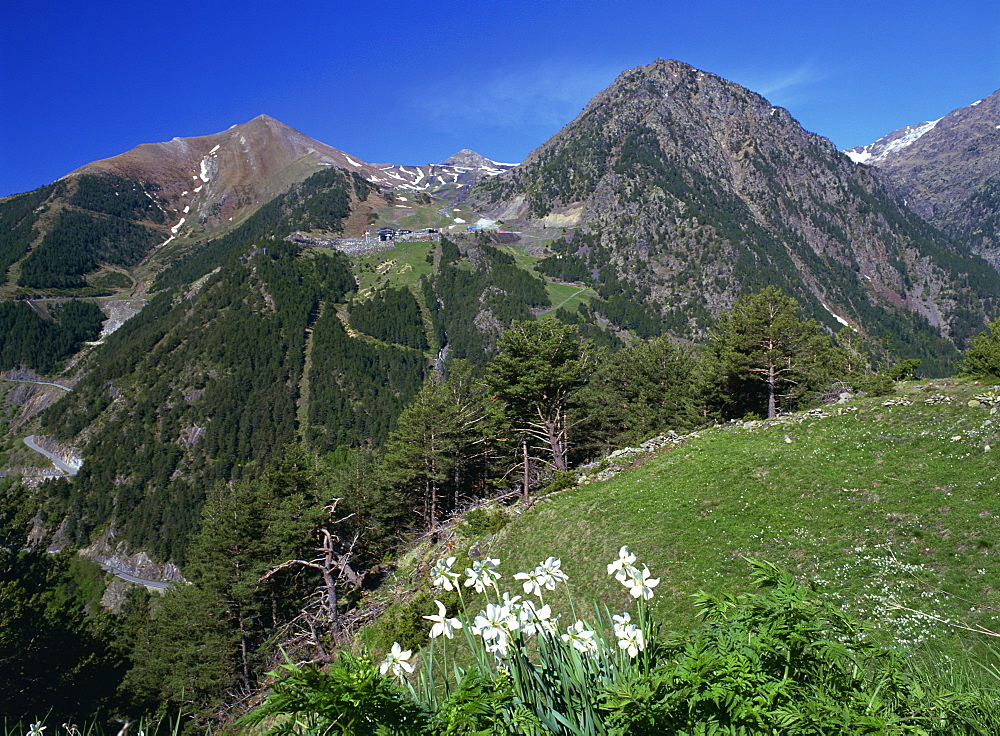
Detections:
484,634,510,659
518,600,555,637
501,591,522,608
430,556,461,591
561,619,598,655
501,592,524,629
607,545,638,582
540,556,569,584
529,556,569,593
612,611,631,635
465,557,501,593
472,603,512,644
623,564,660,600
423,599,462,639
616,623,646,658
379,642,414,679
514,567,545,597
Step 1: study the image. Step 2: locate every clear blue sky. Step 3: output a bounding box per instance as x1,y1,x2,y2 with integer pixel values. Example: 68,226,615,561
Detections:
2,0,998,198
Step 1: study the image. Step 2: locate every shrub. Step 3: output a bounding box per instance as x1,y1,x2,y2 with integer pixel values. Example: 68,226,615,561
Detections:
888,357,922,380
854,371,897,396
459,508,510,538
540,470,578,496
245,555,1000,735
959,318,1000,379
362,590,439,653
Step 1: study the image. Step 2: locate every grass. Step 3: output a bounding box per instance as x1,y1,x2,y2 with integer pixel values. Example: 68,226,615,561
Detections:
397,203,449,230
504,244,547,270
482,379,1000,658
348,241,436,296
539,282,593,318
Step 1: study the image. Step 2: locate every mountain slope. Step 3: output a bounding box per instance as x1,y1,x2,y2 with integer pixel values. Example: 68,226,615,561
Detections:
70,114,382,238
845,90,1000,271
0,116,511,299
493,379,1000,647
473,59,999,367
23,169,559,563
30,168,431,561
68,116,512,242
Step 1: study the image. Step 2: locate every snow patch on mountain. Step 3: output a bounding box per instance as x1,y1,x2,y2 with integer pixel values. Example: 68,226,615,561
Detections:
845,118,941,165
820,301,851,327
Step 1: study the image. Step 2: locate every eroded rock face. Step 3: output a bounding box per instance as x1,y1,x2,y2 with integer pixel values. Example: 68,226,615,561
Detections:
82,534,186,584
97,551,186,584
847,90,1000,271
71,114,369,238
1,374,72,433
472,59,998,347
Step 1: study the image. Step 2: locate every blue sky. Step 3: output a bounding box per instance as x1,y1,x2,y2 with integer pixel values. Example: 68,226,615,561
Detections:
2,0,998,198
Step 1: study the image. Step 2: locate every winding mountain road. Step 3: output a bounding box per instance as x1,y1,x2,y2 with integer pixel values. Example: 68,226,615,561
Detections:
2,377,72,391
96,562,175,590
23,435,79,476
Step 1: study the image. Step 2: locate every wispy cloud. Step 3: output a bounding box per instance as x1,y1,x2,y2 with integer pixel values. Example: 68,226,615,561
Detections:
406,61,623,131
738,62,831,108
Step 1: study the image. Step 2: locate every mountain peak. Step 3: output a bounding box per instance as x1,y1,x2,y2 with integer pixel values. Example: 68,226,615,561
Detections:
843,88,1000,268
441,149,498,167
471,58,996,350
844,119,941,165
241,113,290,128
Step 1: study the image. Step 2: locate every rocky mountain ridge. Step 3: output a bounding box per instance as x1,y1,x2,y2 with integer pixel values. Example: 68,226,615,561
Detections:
844,90,1000,270
69,114,509,241
0,116,510,298
2,60,998,361
471,59,999,356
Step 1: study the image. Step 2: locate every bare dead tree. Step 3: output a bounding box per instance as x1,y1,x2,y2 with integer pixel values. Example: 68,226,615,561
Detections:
259,504,371,660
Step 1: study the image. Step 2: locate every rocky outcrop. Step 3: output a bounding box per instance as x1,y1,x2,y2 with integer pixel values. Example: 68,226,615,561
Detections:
847,90,1000,271
472,59,999,352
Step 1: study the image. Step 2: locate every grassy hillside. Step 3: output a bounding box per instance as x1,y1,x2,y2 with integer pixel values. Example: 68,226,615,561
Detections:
431,378,1000,654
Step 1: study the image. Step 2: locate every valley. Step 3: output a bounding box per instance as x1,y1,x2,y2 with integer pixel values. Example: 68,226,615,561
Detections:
1,57,999,733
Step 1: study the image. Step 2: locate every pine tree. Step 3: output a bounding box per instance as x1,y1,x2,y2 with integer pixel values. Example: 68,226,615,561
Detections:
485,321,597,474
128,447,328,722
706,287,843,419
959,317,1000,379
382,362,494,529
579,335,698,448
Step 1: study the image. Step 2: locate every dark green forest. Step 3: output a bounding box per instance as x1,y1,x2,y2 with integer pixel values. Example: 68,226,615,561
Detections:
0,181,64,286
0,300,104,373
30,168,380,563
18,210,160,290
349,286,429,350
69,173,166,223
421,239,550,362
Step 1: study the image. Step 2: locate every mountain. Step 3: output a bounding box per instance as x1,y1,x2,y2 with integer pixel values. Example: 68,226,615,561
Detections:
68,116,511,237
68,114,373,237
14,169,549,563
363,150,513,194
472,59,1000,363
845,90,1000,271
29,168,427,562
6,59,1000,565
0,115,509,298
